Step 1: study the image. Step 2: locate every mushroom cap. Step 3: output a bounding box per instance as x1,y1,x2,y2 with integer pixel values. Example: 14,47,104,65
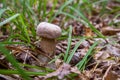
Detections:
36,22,62,39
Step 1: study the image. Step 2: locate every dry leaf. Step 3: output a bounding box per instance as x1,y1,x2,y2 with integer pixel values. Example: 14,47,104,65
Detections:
84,27,95,37
45,63,71,79
55,59,63,68
101,27,120,36
39,63,80,79
103,65,119,80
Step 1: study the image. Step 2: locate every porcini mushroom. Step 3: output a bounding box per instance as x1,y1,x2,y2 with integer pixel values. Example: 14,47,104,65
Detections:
36,22,62,56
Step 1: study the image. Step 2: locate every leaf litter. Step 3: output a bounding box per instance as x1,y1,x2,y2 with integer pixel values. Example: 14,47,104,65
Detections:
0,0,120,80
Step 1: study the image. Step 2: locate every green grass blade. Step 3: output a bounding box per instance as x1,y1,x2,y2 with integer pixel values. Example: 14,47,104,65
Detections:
25,1,38,25
49,53,63,64
64,26,72,62
19,63,54,72
19,15,31,43
38,0,42,17
0,44,31,80
8,34,29,42
59,11,80,21
49,0,73,22
0,8,7,18
99,1,108,16
0,42,25,45
76,41,98,70
0,69,46,76
49,0,58,21
0,13,20,27
43,0,47,20
66,38,85,64
68,6,105,38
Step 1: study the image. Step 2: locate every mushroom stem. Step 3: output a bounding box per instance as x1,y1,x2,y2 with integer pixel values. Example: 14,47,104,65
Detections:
40,37,56,56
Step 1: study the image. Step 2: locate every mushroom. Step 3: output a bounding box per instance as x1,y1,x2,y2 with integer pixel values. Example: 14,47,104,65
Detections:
36,22,62,56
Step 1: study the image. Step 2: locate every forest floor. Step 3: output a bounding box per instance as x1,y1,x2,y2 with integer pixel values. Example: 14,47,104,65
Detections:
0,0,120,80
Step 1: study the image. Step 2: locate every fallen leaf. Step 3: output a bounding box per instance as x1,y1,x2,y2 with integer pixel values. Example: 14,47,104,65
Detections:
45,63,71,79
39,63,81,79
103,65,119,80
101,27,120,36
83,27,95,37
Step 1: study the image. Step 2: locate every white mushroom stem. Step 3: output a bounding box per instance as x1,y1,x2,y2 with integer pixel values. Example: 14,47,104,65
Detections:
40,37,56,56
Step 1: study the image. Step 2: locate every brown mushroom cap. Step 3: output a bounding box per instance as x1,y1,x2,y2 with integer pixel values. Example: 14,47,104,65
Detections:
36,22,62,39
